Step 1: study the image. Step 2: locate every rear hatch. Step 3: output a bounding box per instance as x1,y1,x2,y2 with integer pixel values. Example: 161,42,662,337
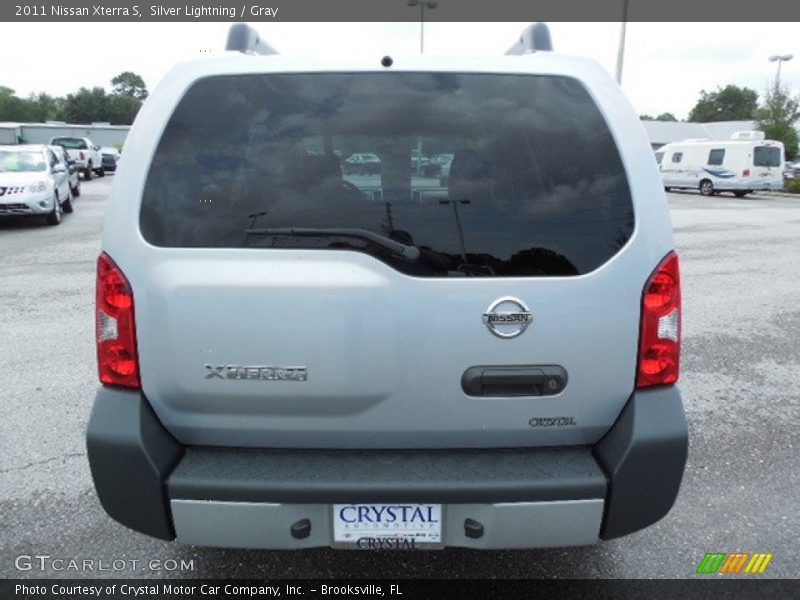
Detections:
133,71,646,448
752,144,784,186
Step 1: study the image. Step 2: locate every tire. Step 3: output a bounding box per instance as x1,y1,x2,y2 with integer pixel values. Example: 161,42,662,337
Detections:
62,192,74,214
96,167,105,177
699,179,714,196
45,193,62,225
84,164,93,181
733,191,748,198
71,183,81,198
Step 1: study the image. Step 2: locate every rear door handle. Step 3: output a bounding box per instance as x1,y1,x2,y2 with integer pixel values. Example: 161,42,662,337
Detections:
461,365,567,397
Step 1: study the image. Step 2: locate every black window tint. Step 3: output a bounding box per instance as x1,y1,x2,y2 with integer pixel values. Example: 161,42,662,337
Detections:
140,73,633,278
672,152,683,163
753,146,781,167
708,149,725,165
52,138,88,150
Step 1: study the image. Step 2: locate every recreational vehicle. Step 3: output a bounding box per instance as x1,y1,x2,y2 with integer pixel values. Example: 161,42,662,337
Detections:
657,132,784,197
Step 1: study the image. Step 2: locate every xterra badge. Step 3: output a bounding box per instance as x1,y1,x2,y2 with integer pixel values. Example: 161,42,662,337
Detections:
529,417,576,428
482,297,533,339
205,364,308,381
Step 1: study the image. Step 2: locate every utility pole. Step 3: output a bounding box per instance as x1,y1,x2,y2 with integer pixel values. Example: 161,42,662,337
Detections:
615,0,630,84
407,0,438,54
769,54,793,87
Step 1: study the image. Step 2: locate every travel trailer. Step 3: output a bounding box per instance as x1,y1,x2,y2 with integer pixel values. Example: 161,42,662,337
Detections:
656,132,784,197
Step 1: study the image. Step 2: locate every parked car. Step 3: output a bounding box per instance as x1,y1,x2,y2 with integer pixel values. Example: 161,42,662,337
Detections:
434,153,455,186
49,144,81,199
87,22,686,551
411,155,440,177
431,153,454,166
0,144,72,225
343,152,381,175
784,161,798,180
50,136,104,180
101,147,121,173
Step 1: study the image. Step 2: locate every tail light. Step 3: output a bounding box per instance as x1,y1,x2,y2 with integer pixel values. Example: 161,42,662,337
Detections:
742,168,750,177
636,251,681,388
96,253,140,388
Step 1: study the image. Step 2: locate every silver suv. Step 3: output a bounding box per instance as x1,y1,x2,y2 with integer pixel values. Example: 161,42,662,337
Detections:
87,23,687,550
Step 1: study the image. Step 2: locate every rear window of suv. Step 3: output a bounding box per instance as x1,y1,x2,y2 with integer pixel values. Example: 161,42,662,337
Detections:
140,73,633,277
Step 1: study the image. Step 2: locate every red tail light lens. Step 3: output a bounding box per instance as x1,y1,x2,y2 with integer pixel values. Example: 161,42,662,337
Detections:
636,251,681,388
96,253,140,388
742,168,750,177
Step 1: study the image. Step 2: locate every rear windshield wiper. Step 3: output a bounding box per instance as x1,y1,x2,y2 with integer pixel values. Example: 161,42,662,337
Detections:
244,227,421,261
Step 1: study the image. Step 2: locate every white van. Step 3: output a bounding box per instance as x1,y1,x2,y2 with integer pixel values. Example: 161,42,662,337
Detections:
656,132,784,197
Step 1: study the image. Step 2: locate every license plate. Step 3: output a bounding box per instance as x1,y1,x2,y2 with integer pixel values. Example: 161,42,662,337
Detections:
332,503,442,548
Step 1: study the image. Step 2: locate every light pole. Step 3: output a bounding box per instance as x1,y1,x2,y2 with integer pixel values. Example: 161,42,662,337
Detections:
769,54,793,86
407,0,438,54
407,0,437,175
615,0,630,84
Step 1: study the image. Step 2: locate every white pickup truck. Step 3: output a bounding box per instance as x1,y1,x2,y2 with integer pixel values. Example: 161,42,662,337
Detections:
50,136,105,180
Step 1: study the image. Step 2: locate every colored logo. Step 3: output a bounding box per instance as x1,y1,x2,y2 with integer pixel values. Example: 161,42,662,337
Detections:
696,552,773,574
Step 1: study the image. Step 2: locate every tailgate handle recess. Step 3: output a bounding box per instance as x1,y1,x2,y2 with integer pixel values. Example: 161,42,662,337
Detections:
461,365,567,397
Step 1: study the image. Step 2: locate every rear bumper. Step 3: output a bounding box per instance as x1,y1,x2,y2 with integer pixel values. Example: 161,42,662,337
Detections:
722,179,781,191
86,386,687,548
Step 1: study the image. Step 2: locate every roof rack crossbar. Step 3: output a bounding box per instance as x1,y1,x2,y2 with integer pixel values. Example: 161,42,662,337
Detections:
225,23,278,55
506,23,553,55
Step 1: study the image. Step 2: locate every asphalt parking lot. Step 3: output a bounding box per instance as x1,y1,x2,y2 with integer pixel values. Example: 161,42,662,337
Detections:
1,179,798,579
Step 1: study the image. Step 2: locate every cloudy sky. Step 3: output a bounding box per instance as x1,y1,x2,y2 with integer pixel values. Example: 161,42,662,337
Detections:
0,22,797,119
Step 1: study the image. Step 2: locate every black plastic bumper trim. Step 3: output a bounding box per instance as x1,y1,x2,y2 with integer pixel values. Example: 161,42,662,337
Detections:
168,446,606,504
86,387,183,540
594,385,688,540
86,386,687,542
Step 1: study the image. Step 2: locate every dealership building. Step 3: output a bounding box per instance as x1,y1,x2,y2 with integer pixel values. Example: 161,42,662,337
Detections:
0,121,130,148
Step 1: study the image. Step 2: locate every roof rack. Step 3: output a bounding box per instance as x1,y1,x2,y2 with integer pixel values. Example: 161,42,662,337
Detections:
506,23,553,55
225,23,278,55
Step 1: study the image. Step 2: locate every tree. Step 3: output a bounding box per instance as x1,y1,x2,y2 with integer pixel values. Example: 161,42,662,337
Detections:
755,82,800,160
0,86,23,120
28,92,61,121
62,87,109,123
0,86,45,121
1,72,147,125
641,112,678,122
106,94,142,125
111,71,148,100
688,85,758,122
